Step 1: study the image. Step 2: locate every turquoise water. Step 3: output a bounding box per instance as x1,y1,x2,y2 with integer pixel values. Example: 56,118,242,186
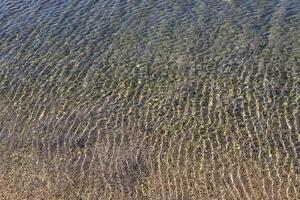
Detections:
0,0,300,199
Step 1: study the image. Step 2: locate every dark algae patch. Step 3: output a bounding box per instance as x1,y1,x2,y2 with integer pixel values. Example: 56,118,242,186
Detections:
0,0,300,199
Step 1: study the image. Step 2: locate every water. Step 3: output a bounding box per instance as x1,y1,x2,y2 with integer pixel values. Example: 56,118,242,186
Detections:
0,0,300,199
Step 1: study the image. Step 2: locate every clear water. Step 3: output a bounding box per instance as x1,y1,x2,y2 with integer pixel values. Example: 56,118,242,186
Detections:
0,0,300,199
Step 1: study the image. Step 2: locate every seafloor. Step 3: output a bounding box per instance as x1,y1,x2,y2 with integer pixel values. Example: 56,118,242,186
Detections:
0,0,299,199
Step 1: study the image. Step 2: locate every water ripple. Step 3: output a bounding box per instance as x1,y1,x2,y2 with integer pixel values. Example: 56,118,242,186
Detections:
0,0,300,199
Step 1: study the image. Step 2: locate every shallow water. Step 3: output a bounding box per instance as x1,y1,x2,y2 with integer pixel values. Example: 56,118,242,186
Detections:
0,0,300,199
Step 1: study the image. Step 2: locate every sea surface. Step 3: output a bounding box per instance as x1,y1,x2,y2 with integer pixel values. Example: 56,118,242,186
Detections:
0,0,300,199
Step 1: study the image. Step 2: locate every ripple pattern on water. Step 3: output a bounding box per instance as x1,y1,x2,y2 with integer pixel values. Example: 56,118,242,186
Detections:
0,0,300,199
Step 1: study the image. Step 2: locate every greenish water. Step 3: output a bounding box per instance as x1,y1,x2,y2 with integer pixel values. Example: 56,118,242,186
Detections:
0,0,300,199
